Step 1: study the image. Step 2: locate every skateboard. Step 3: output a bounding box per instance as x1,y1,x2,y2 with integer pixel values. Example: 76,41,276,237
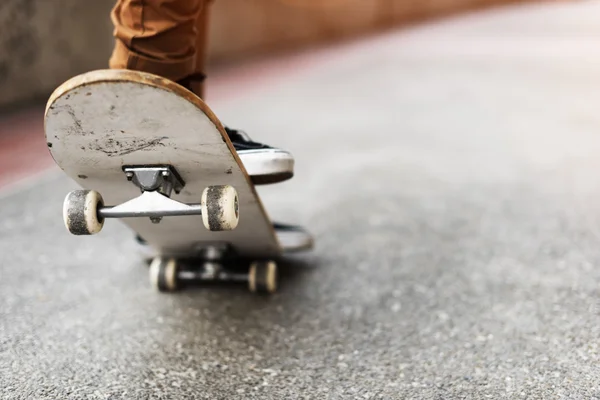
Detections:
44,69,313,294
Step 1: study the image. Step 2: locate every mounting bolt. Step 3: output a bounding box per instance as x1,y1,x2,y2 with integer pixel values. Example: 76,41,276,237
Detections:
150,216,162,224
125,171,134,181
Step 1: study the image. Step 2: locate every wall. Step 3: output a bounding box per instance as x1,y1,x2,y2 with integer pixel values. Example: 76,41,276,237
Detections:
0,0,115,109
207,0,539,62
0,0,549,109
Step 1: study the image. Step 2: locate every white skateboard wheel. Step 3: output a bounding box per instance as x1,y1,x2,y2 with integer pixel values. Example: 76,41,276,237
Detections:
149,257,179,292
248,261,278,294
63,189,104,235
201,185,239,231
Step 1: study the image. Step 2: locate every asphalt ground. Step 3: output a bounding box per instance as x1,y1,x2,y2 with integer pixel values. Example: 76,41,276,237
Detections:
2,1,600,398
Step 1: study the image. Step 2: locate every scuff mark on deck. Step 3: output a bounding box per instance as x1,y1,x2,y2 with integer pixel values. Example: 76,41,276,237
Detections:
90,136,169,157
50,104,94,137
116,137,168,156
63,104,83,132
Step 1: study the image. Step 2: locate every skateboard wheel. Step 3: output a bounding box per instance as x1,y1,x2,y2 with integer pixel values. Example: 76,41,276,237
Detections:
201,185,239,231
149,257,179,292
248,261,278,294
63,190,104,235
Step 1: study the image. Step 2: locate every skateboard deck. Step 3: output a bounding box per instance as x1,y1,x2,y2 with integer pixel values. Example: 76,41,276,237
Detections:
44,69,312,293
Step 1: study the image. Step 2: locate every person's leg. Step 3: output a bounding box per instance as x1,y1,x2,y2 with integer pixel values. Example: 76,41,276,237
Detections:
190,2,210,99
108,0,294,185
109,0,205,84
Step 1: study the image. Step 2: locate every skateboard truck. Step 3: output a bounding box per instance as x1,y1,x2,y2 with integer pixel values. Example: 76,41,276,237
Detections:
124,166,184,195
99,191,204,222
149,243,278,295
122,166,187,223
62,165,240,235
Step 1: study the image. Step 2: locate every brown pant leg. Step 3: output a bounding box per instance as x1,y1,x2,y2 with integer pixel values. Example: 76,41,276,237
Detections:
189,3,210,99
108,0,210,88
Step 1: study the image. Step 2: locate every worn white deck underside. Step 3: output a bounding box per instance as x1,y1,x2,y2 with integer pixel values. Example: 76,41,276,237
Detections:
44,70,281,258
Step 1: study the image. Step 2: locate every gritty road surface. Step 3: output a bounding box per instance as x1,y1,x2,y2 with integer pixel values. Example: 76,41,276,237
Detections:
2,2,600,398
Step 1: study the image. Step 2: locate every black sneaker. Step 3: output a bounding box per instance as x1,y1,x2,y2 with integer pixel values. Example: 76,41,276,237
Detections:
176,74,294,185
224,127,294,185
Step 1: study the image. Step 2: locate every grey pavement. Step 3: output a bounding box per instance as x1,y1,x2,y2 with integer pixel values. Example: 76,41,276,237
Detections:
3,1,600,398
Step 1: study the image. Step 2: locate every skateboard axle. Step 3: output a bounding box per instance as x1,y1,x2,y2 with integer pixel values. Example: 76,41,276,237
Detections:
177,263,248,283
150,256,278,294
98,191,203,219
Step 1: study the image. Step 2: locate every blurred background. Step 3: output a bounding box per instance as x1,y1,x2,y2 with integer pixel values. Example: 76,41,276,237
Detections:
0,0,547,190
1,0,539,109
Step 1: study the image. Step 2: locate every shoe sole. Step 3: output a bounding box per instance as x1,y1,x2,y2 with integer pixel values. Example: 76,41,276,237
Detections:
238,150,294,185
251,171,293,185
